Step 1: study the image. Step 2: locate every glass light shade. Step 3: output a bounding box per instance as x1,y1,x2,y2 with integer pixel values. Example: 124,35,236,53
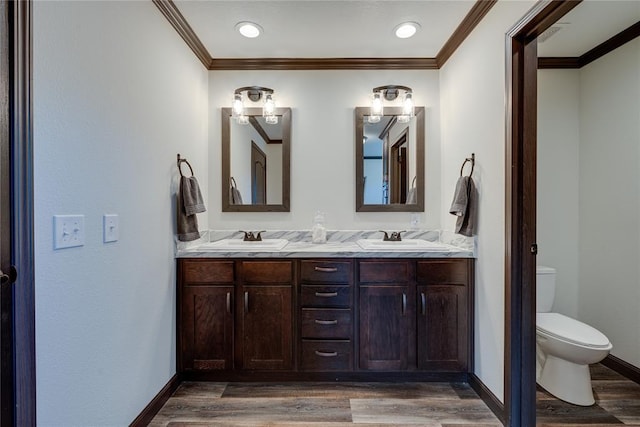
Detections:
237,115,250,125
368,115,381,124
371,92,384,117
397,115,410,124
402,92,414,117
263,94,276,116
232,93,244,118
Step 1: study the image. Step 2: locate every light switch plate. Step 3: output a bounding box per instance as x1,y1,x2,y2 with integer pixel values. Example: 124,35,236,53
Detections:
54,215,85,249
103,214,119,243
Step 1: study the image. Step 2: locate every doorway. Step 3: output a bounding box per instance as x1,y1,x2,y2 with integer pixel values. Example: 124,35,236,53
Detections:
504,1,583,426
251,141,267,204
1,0,36,425
390,129,408,204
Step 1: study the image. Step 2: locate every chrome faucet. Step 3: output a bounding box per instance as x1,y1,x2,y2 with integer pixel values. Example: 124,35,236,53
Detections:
379,230,406,242
240,230,265,241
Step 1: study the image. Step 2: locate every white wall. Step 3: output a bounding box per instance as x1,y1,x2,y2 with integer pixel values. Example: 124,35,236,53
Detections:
208,70,441,231
537,39,640,369
439,0,536,401
537,69,581,317
578,39,640,367
33,2,209,425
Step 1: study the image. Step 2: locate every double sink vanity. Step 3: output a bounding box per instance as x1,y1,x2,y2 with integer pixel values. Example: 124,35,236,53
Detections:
176,231,475,381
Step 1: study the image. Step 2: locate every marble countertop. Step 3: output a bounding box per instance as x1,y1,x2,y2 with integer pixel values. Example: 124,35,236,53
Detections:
176,230,475,259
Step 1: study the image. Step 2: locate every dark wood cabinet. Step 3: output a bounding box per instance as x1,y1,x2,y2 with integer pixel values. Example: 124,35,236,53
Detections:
177,257,473,379
238,260,294,370
416,259,472,371
299,260,354,371
178,260,235,372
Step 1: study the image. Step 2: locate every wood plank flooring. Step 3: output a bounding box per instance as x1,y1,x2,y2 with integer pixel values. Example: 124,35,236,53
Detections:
148,364,640,426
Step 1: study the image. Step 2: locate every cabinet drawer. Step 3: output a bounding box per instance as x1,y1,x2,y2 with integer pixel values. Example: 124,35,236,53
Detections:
359,260,411,283
300,340,353,371
301,308,352,339
242,261,293,284
301,285,351,307
300,260,352,283
417,260,468,285
182,260,234,284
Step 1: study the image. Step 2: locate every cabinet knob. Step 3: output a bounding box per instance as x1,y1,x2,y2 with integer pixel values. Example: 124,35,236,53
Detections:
315,350,338,357
315,291,338,298
314,319,338,325
314,266,338,273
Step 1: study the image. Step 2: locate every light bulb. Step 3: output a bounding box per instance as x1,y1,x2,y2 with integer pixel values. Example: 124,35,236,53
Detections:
232,93,244,117
371,92,384,117
402,92,414,117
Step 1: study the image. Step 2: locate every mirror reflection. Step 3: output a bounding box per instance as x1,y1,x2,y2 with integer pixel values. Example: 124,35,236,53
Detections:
356,106,424,212
222,107,291,212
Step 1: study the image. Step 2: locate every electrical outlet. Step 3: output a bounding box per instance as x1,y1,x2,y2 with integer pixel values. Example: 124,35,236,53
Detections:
54,215,85,249
103,214,119,243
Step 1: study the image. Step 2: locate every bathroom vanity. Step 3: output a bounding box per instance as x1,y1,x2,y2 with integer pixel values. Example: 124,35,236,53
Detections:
177,249,474,381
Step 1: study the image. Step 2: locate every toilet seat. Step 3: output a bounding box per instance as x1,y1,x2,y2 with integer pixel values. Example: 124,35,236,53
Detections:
537,313,611,349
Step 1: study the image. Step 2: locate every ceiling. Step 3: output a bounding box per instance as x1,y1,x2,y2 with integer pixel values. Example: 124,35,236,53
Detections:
537,0,640,57
168,0,640,66
174,0,476,59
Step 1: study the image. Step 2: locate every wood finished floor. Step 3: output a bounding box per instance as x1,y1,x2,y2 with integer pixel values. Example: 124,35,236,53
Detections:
149,364,640,426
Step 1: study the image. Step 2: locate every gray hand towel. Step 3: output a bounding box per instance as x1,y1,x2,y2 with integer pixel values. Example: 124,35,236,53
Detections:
230,177,243,205
449,176,477,237
406,187,417,204
177,191,201,242
181,176,206,216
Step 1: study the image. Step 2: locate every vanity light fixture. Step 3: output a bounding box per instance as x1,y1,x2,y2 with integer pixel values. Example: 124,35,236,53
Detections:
394,22,420,39
232,86,278,125
235,21,263,38
369,85,415,124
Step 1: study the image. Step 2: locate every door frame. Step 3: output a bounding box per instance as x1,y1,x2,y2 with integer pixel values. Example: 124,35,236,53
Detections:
504,1,582,426
1,0,36,425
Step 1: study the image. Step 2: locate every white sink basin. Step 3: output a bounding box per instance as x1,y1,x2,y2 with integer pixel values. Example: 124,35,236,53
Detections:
198,239,289,251
356,238,451,252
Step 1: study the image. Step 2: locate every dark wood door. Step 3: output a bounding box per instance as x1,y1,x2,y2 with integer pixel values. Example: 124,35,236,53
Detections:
359,285,412,370
251,141,267,204
181,286,234,371
240,285,292,370
417,285,468,371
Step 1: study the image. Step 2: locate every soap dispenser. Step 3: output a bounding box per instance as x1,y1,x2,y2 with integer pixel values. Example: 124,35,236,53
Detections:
311,211,327,244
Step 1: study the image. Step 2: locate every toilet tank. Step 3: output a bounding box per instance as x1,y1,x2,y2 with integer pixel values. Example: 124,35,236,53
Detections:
536,266,556,312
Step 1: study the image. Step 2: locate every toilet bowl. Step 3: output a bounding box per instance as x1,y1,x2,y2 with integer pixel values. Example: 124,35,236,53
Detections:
536,267,612,406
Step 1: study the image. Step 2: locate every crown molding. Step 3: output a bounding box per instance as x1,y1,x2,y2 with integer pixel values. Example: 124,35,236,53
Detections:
157,0,494,70
436,0,497,68
152,0,212,68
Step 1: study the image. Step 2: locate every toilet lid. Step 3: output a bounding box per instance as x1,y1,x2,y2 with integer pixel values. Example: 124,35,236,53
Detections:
537,313,611,349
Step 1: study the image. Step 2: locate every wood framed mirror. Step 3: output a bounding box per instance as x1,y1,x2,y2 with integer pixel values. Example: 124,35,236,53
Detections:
355,106,425,212
221,107,291,212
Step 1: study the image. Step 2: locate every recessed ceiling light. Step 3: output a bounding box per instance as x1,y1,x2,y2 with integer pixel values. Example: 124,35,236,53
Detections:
394,22,420,39
235,21,263,38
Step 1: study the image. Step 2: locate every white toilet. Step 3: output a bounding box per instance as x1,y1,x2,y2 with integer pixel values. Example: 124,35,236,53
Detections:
536,266,612,406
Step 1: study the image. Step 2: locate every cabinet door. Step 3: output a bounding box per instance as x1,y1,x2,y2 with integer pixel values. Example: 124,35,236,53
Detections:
240,285,293,370
181,286,234,371
359,285,412,370
417,285,468,371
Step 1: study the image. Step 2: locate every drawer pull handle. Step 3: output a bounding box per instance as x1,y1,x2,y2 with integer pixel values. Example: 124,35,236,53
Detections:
244,291,249,314
402,292,407,315
226,292,232,314
421,292,426,316
315,291,338,298
314,266,338,273
314,319,338,325
315,350,338,357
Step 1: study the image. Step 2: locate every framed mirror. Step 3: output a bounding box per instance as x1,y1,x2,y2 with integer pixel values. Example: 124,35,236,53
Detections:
222,107,291,212
355,106,425,212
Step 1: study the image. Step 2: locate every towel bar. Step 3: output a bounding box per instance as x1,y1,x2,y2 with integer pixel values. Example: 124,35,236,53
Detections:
460,153,475,177
177,153,194,177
